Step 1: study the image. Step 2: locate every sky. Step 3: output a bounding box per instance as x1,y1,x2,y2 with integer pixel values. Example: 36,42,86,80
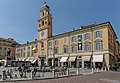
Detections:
0,0,120,44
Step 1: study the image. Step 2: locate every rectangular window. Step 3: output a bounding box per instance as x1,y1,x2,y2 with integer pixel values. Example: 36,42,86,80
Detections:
71,36,76,42
54,48,58,54
94,31,102,38
78,35,82,42
78,43,82,50
64,38,67,43
84,33,90,40
95,42,102,51
28,51,30,57
84,44,90,52
72,46,76,53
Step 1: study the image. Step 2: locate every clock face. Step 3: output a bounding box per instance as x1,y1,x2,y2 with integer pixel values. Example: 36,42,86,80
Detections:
41,31,45,37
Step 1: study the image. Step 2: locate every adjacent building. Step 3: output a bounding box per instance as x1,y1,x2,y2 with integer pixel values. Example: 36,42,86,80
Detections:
15,40,38,65
0,37,17,66
15,3,119,70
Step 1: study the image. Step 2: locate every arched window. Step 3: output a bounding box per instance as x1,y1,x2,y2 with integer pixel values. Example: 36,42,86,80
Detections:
41,42,44,48
63,45,68,53
42,21,44,26
54,40,58,46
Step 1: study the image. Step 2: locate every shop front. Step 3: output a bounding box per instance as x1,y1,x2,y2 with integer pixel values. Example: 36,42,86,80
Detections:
69,56,77,67
82,55,91,69
92,54,104,69
60,56,68,67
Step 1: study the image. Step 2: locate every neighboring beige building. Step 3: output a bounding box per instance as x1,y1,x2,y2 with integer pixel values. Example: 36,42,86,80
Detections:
15,40,38,65
15,3,119,70
0,38,17,60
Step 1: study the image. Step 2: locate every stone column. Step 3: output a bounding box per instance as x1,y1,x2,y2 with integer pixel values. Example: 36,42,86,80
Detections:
105,54,110,71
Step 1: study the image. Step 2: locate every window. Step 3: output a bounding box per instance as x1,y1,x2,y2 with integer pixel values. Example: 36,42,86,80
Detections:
71,36,76,42
28,47,30,50
28,51,30,57
41,42,44,48
23,52,25,57
78,43,82,50
84,44,91,52
42,12,44,16
54,40,58,46
94,31,102,38
24,48,25,51
63,47,68,53
71,46,76,53
49,22,51,25
78,35,82,42
84,33,90,40
94,42,103,51
31,52,33,56
48,42,52,47
54,47,58,54
42,21,44,26
64,38,67,43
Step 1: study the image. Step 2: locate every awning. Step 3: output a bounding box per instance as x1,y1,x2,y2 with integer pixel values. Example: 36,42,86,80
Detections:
93,55,103,62
31,59,37,64
69,57,76,62
26,58,30,61
82,56,91,61
60,57,68,62
22,58,26,61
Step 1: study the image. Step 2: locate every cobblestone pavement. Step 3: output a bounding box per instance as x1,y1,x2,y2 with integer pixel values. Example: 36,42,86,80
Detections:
1,71,120,83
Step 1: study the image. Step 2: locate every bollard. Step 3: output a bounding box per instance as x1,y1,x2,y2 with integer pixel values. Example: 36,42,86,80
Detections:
52,69,55,77
77,68,79,75
31,70,34,79
2,70,6,80
92,68,94,73
67,69,69,76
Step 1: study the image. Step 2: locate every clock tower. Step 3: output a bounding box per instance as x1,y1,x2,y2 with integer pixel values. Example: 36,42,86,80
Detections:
37,2,52,66
38,2,52,40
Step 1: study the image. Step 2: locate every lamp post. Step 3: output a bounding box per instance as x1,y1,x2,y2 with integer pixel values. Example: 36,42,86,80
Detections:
91,27,94,73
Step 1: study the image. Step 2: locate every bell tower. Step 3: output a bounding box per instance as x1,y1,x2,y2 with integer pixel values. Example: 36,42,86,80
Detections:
38,2,52,41
37,2,52,66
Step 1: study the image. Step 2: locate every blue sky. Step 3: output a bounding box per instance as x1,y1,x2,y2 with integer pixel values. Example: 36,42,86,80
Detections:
0,0,120,44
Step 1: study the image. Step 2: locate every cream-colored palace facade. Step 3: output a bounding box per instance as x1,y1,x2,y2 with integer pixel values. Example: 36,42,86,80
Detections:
15,3,120,70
